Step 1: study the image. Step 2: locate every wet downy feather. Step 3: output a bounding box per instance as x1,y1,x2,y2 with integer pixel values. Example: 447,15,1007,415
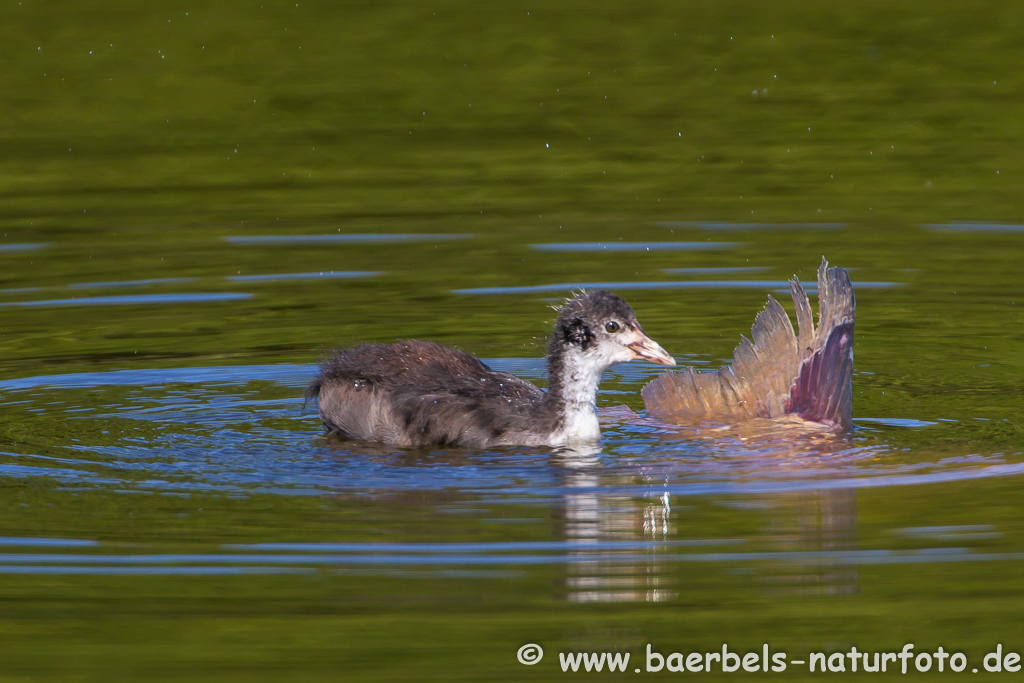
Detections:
307,290,675,447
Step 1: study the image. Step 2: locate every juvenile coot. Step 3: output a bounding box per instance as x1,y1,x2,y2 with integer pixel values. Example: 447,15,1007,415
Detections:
642,258,856,430
308,290,675,447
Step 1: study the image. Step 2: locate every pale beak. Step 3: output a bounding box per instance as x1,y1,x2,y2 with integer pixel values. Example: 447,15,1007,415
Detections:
627,331,676,366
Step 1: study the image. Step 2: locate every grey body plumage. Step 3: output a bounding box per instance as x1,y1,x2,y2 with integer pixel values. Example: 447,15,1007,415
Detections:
307,290,674,447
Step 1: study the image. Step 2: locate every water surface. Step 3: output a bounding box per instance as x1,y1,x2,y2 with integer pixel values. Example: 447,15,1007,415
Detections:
1,1,1024,680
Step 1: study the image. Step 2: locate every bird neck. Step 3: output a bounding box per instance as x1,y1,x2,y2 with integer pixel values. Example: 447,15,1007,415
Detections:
545,343,604,441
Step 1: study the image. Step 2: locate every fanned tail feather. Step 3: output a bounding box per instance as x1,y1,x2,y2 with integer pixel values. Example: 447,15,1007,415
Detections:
641,257,855,430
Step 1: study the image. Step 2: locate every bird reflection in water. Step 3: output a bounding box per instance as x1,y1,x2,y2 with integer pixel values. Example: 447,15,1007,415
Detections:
550,412,865,603
552,443,677,603
761,487,858,596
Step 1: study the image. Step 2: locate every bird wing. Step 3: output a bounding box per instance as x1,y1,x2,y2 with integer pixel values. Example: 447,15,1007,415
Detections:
642,258,855,429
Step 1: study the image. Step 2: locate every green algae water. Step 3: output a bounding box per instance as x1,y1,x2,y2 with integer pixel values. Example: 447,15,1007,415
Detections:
0,1,1024,680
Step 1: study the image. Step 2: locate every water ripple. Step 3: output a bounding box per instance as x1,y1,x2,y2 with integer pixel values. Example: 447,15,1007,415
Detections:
0,543,1017,576
0,242,48,252
0,293,253,308
657,222,846,231
454,280,902,296
226,271,382,282
225,234,471,245
531,242,736,252
0,362,1010,500
924,222,1024,233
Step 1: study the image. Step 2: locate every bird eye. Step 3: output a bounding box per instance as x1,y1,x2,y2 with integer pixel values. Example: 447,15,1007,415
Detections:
604,321,620,333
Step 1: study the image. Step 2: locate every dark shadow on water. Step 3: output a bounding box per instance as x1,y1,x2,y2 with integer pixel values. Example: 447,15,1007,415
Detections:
69,277,199,289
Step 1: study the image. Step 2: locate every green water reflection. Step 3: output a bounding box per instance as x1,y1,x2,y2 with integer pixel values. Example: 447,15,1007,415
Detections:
0,0,1023,680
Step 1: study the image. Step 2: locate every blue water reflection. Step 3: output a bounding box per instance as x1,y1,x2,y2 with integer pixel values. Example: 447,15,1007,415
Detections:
531,241,736,252
0,293,253,308
0,359,1017,599
0,538,1018,577
454,280,902,296
0,361,1014,504
0,536,97,547
225,234,472,245
924,223,1024,233
0,242,48,252
226,271,382,282
657,222,846,231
